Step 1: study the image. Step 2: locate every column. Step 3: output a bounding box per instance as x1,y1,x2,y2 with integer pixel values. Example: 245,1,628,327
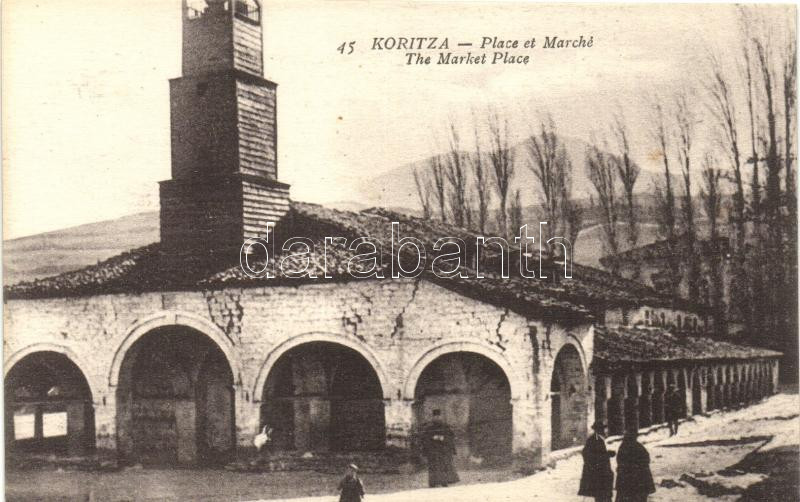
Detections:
770,359,779,394
511,397,542,468
681,368,692,417
742,361,751,405
652,370,666,424
595,375,612,431
609,374,627,436
625,372,642,433
736,364,745,405
639,372,653,427
729,364,739,406
756,361,764,399
721,365,731,408
696,367,708,414
706,366,717,410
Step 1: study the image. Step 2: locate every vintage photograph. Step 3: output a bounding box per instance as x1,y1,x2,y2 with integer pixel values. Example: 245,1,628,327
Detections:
2,1,797,501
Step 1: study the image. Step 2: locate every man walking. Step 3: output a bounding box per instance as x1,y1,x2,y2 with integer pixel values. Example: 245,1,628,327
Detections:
578,421,615,502
420,409,459,488
665,384,683,436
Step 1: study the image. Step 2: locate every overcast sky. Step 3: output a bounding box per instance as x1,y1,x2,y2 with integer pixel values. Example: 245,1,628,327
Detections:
2,0,793,239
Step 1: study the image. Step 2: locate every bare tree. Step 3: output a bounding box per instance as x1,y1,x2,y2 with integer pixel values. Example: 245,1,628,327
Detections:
701,153,725,332
781,31,797,218
429,154,448,222
706,51,749,322
527,117,564,235
649,98,680,296
586,144,620,273
675,90,700,301
470,118,491,234
509,189,524,238
413,168,432,219
487,109,514,237
611,112,640,255
650,100,678,241
443,123,471,228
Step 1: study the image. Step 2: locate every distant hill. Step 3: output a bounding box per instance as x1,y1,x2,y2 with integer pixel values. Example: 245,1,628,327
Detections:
356,135,673,211
3,212,159,285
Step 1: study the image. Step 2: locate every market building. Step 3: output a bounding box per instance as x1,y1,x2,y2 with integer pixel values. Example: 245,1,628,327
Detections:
3,0,780,470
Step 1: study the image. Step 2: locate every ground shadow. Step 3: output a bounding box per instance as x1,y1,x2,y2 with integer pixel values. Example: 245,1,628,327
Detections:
732,444,799,502
656,436,772,448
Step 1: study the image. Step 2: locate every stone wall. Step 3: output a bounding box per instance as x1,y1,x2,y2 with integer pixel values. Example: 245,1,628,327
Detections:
3,278,594,467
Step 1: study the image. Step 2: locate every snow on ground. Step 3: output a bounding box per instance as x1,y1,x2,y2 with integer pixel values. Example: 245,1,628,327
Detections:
251,393,799,502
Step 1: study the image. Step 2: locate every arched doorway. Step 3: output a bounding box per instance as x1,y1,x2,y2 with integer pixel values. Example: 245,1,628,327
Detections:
550,345,588,450
413,352,512,464
260,342,385,452
5,351,95,457
115,326,235,465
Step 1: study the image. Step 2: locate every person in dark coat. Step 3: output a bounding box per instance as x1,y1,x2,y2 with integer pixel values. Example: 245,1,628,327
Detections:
615,430,655,502
665,384,683,436
337,463,365,502
578,421,615,502
420,409,459,488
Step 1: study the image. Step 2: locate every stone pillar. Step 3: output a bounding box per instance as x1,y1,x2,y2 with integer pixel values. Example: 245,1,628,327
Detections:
624,373,642,433
236,386,260,449
512,398,542,467
384,399,414,450
755,361,764,399
681,368,692,418
721,364,731,408
595,376,612,430
609,375,627,436
66,401,87,455
639,372,653,427
737,364,745,405
696,367,708,414
652,370,666,424
94,388,117,452
770,359,779,395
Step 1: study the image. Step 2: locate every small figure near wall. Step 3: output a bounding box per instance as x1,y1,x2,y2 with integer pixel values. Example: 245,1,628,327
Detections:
420,409,459,488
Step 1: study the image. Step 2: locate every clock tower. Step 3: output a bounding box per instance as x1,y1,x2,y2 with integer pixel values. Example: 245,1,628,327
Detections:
160,0,289,256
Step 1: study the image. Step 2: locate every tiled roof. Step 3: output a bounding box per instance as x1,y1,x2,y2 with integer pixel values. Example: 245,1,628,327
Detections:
4,202,701,321
593,325,782,371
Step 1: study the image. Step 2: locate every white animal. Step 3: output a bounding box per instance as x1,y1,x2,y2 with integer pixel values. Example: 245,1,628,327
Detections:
253,425,272,451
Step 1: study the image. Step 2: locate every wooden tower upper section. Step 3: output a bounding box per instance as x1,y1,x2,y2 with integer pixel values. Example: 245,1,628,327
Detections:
161,0,289,256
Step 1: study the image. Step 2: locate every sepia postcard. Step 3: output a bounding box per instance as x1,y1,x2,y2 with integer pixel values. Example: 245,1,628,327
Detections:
1,1,797,501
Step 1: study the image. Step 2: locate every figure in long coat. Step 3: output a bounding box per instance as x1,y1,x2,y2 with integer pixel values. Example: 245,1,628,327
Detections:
420,409,459,488
665,385,683,436
615,430,656,502
578,421,615,502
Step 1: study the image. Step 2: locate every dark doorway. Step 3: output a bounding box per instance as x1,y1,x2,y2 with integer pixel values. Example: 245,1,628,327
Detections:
414,352,513,464
115,327,235,465
261,342,385,452
550,345,588,450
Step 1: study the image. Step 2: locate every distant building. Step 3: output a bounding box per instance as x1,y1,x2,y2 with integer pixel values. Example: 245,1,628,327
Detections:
3,0,780,470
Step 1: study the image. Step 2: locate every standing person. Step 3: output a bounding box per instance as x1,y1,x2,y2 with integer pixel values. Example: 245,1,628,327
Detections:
337,463,365,502
615,430,655,502
420,409,459,488
578,421,616,502
665,384,683,436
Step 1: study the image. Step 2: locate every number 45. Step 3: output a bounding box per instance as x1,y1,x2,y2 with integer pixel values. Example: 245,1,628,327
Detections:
337,41,355,55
